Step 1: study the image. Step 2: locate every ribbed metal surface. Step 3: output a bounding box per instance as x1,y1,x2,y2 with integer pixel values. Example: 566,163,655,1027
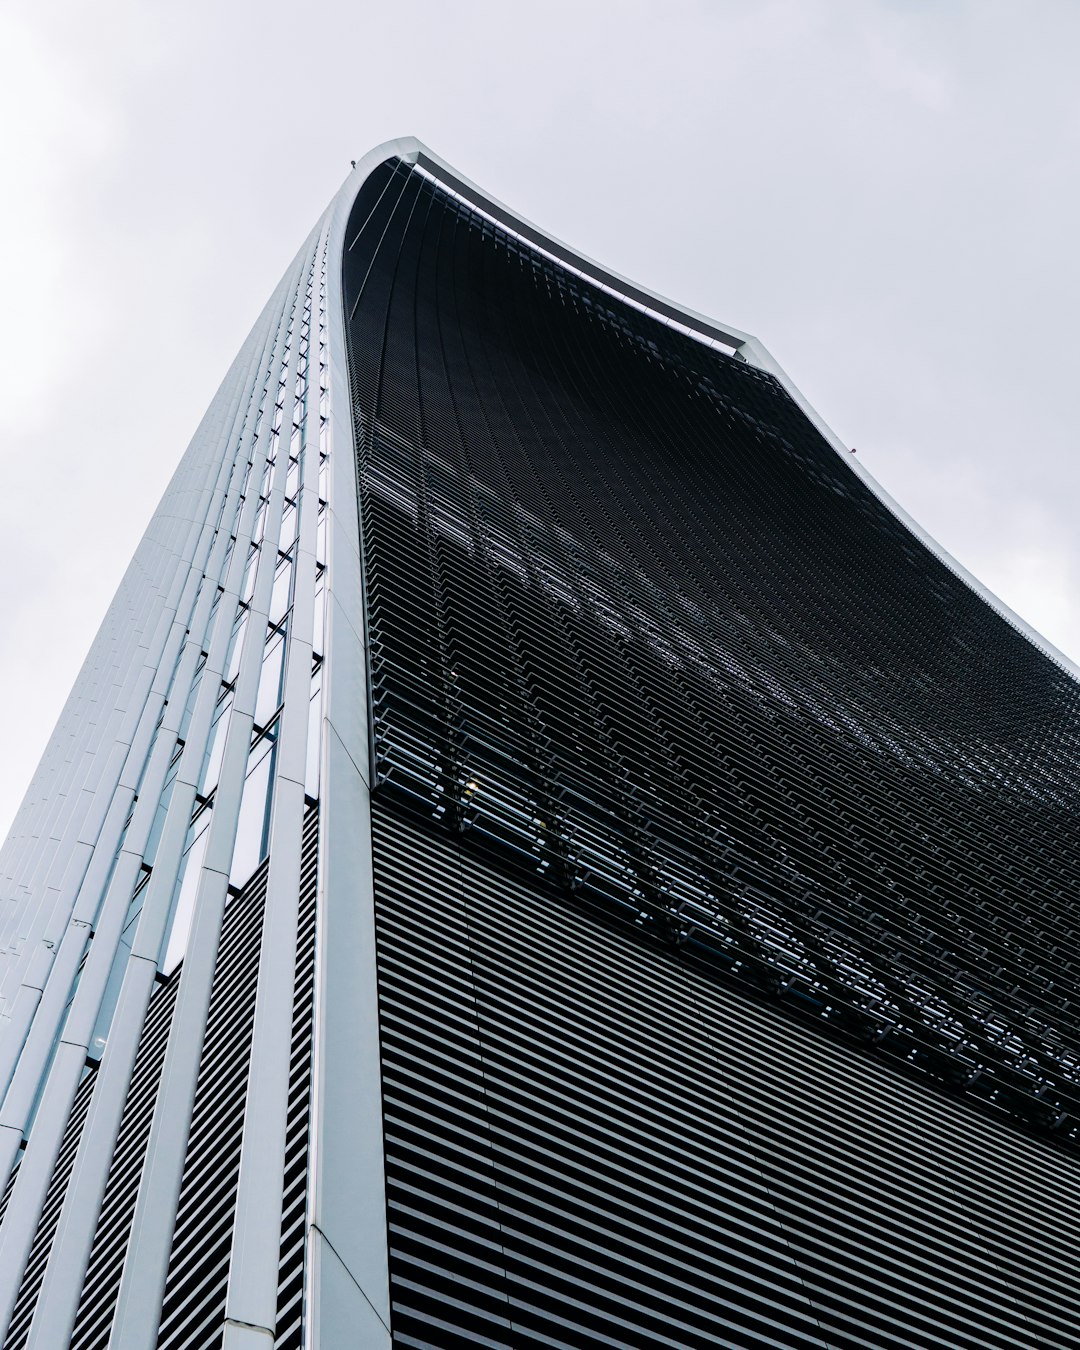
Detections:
154,804,317,1350
272,806,319,1350
372,799,1080,1349
13,805,319,1348
344,158,1080,1143
0,163,335,1344
63,979,180,1349
152,859,269,1350
5,1069,100,1349
342,157,1080,1344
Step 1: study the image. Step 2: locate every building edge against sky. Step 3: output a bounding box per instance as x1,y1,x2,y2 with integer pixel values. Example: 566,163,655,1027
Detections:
0,138,1078,1347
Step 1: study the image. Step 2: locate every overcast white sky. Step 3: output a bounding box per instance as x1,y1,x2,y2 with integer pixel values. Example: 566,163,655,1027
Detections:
1,0,1078,837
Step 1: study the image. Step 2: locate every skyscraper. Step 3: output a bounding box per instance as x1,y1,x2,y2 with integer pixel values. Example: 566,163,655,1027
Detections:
2,135,1080,1348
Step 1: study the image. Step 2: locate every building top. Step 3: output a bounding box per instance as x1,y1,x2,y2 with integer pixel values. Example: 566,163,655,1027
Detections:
344,136,1079,685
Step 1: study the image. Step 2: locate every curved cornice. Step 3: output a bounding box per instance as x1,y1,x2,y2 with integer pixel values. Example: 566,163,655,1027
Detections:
335,138,1079,682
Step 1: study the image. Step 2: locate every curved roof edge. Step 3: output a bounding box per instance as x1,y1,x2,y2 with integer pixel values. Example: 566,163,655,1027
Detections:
338,138,1079,683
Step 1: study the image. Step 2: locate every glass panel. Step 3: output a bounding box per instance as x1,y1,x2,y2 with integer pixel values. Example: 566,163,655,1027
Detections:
87,869,149,1062
285,455,301,500
255,629,286,728
229,733,276,887
279,501,297,553
312,580,326,659
225,612,248,686
178,666,204,743
305,667,323,797
143,766,177,869
200,692,232,796
160,813,212,976
241,544,260,604
252,499,268,545
269,555,293,626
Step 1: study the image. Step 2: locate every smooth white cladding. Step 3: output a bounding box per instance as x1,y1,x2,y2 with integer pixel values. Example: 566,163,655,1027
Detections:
0,168,348,1343
0,138,436,1349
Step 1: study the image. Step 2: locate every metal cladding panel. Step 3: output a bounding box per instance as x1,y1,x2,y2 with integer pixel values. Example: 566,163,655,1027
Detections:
371,800,1080,1348
153,805,318,1350
4,1066,101,1347
152,858,269,1350
63,977,181,1350
341,158,1080,1342
7,806,318,1350
0,151,341,1343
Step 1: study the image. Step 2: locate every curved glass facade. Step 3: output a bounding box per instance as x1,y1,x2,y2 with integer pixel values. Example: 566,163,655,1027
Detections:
346,157,1080,1345
1,140,1079,1348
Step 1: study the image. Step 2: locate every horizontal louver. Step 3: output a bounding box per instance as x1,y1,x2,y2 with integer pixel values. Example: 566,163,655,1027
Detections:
372,800,1080,1348
155,804,318,1350
342,156,1080,1346
344,159,1080,1142
5,1069,101,1350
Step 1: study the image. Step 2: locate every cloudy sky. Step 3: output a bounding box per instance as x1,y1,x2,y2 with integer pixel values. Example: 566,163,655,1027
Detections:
1,0,1078,836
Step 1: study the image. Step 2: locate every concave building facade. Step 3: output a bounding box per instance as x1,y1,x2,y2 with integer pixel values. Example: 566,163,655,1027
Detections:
1,138,1080,1348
